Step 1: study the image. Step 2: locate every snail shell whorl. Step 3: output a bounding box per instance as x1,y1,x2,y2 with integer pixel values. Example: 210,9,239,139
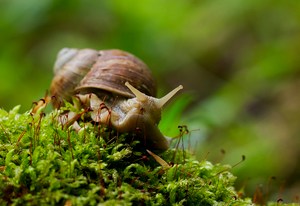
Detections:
76,49,157,99
50,48,157,107
50,48,99,107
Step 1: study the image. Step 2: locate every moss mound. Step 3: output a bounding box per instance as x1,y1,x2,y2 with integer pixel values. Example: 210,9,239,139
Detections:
0,106,252,205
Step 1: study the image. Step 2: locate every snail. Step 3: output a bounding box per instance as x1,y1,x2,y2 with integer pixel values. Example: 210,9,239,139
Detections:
50,48,183,151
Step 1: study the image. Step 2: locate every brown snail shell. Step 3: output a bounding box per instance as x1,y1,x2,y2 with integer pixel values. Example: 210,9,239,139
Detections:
50,48,183,151
76,49,156,98
50,48,156,107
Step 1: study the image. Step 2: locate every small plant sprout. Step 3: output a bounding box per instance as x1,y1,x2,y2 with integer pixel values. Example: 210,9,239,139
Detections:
146,149,171,169
31,91,52,114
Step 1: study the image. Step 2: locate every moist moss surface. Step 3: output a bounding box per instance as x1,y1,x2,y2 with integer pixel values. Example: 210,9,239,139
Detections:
0,105,253,205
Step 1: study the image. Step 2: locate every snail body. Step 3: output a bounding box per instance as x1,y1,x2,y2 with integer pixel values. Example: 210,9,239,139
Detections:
50,48,183,151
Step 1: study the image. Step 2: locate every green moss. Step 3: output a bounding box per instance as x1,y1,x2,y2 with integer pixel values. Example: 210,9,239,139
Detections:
0,105,252,205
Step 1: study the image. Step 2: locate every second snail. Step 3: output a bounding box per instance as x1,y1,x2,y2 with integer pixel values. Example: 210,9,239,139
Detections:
49,48,183,151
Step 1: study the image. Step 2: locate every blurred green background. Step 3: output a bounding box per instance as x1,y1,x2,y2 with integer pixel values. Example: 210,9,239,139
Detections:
1,0,300,203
